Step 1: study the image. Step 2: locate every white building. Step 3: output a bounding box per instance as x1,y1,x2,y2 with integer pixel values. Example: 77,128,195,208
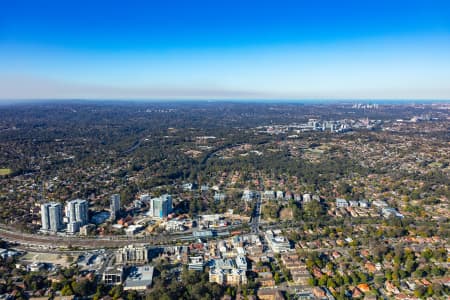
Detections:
209,267,247,286
359,200,369,208
382,207,404,219
124,224,144,236
262,191,275,201
349,200,359,207
182,183,195,191
110,194,121,221
48,203,63,232
276,191,284,200
188,256,204,271
303,193,312,203
149,194,172,218
235,255,248,270
201,214,222,222
336,198,349,208
116,245,149,264
139,194,151,202
41,202,63,233
214,192,226,202
372,200,388,208
165,220,186,232
66,199,89,226
265,230,292,253
241,190,255,201
124,265,154,291
103,266,124,285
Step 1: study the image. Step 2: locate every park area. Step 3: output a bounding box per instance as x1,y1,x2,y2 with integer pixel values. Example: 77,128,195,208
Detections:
0,169,12,176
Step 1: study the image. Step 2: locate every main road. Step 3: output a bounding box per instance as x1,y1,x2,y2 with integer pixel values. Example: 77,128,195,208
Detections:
250,193,262,233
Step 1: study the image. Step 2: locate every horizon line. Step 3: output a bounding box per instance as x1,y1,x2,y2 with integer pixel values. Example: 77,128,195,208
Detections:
1,98,450,105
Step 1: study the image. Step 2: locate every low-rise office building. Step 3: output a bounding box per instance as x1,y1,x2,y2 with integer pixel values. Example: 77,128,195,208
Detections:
115,245,149,265
103,266,124,285
265,230,292,253
123,265,154,291
209,268,247,286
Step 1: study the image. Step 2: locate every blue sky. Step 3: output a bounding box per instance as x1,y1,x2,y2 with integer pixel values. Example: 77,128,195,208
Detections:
1,0,450,100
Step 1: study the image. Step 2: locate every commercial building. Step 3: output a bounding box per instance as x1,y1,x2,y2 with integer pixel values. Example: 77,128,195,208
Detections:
115,245,149,264
110,194,121,221
149,194,172,218
165,220,186,232
193,230,214,239
41,202,63,233
124,224,144,236
103,266,124,285
188,256,204,271
265,230,292,253
124,265,154,291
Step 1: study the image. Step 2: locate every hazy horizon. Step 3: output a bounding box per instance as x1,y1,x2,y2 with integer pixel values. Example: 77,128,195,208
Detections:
1,98,449,106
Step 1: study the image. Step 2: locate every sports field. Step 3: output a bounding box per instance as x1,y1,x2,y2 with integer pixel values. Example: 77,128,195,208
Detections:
0,169,12,176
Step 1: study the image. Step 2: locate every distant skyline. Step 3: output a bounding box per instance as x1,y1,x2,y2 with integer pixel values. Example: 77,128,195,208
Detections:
1,0,450,100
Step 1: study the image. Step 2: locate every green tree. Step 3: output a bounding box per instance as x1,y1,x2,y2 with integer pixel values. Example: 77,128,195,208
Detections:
421,248,433,262
274,272,281,284
61,284,73,296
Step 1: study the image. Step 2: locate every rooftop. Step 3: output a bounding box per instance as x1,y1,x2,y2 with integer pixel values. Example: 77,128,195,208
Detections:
124,265,154,290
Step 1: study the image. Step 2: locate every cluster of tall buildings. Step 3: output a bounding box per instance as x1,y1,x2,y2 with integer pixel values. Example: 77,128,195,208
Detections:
41,199,88,234
41,192,172,234
41,193,123,234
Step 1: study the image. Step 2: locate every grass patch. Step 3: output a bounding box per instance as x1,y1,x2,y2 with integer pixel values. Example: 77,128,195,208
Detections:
0,168,12,176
